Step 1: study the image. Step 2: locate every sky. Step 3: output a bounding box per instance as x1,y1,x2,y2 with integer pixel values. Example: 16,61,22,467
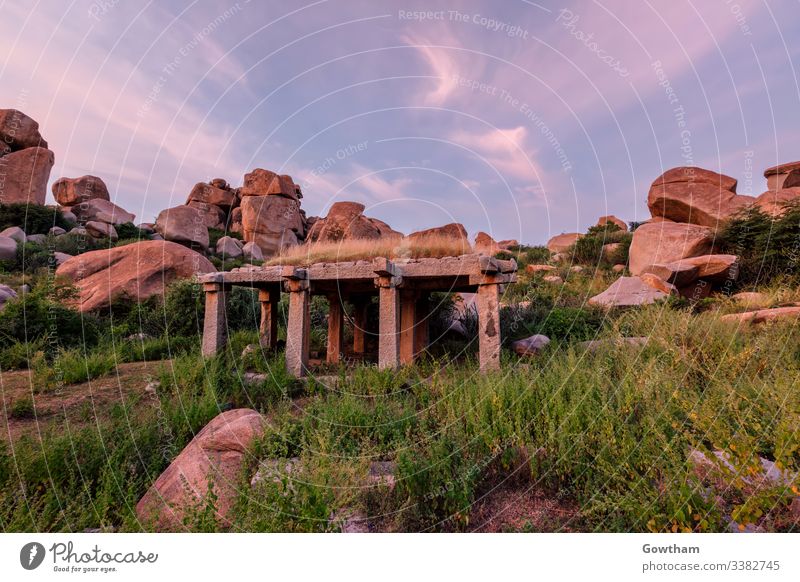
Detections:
1,0,798,245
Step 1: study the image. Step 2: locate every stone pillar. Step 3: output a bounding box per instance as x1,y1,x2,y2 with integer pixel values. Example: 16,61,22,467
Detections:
201,282,228,357
414,293,430,358
476,281,501,372
399,290,417,365
283,269,310,377
377,276,400,369
327,294,344,364
351,299,369,354
258,286,279,350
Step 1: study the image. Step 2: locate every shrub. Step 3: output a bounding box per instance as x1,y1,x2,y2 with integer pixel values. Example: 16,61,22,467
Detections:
717,202,800,287
10,397,35,419
0,280,99,349
0,203,71,234
0,338,44,370
569,224,631,265
114,223,149,241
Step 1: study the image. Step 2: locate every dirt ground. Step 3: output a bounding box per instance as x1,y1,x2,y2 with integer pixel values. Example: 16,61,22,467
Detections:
0,360,172,443
469,482,582,532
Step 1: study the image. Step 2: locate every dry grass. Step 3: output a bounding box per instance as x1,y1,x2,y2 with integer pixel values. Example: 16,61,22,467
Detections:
267,235,473,265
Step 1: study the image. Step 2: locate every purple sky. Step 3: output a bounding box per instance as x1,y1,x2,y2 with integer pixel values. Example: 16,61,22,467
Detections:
2,0,798,244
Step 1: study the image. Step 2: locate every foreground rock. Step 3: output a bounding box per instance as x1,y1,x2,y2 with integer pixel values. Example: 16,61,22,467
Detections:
306,201,401,244
155,205,210,249
56,240,215,312
0,284,18,310
136,409,266,530
186,180,237,208
720,306,800,325
628,221,713,275
588,276,674,308
474,231,500,254
0,235,18,261
546,232,581,253
647,166,752,227
52,175,110,206
511,334,550,356
0,147,54,205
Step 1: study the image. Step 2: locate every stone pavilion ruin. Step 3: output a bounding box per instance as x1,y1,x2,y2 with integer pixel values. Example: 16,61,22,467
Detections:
199,254,517,376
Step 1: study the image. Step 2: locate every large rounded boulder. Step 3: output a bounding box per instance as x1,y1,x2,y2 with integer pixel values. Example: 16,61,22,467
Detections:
155,205,210,249
52,175,110,206
55,240,215,312
647,166,753,227
136,408,266,530
306,201,401,244
628,221,714,275
240,194,304,255
0,147,54,205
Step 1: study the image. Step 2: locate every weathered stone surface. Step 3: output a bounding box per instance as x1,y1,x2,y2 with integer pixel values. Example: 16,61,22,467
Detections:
56,240,214,312
240,194,303,255
216,235,243,258
186,181,237,208
639,273,677,295
764,161,800,190
0,236,17,261
511,334,550,355
543,275,563,285
602,242,621,261
26,233,46,245
643,254,738,286
720,306,800,325
642,261,699,287
628,222,714,275
474,231,500,254
408,222,468,244
52,175,110,206
597,215,627,231
72,198,135,225
546,232,581,253
730,291,768,309
242,241,263,261
588,276,673,308
653,166,738,191
526,264,556,273
49,226,67,236
155,205,209,249
783,169,800,189
136,408,266,530
0,283,18,309
0,109,47,152
53,251,72,265
754,188,800,216
0,226,26,243
611,264,625,273
85,220,118,241
0,147,54,205
648,166,752,227
239,169,298,200
306,201,401,244
187,201,226,229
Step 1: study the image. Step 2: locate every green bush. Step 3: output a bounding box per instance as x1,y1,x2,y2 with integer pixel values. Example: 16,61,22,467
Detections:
0,338,44,370
9,397,35,419
0,281,99,349
718,202,800,287
569,224,631,265
0,203,71,234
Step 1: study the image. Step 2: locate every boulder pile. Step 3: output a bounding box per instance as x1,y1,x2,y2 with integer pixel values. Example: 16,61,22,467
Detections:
0,109,54,205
